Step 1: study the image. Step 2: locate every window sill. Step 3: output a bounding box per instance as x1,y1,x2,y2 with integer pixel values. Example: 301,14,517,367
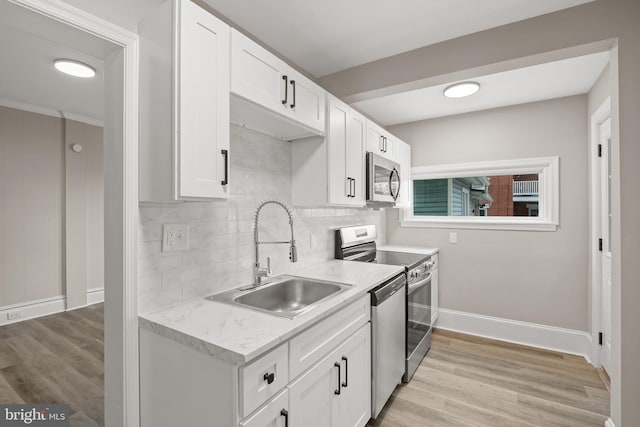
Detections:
400,217,558,231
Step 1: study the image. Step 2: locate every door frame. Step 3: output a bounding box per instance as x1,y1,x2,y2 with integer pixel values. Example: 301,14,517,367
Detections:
589,97,611,367
7,1,141,426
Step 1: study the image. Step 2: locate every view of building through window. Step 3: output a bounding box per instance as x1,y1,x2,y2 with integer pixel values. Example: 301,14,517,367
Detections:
413,174,539,217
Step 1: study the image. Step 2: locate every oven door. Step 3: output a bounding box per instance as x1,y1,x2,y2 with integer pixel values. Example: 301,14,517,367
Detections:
405,271,432,382
366,152,401,206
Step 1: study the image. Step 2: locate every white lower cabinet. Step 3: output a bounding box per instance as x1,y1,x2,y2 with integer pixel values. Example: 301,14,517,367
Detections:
140,295,371,427
289,325,370,427
240,390,289,427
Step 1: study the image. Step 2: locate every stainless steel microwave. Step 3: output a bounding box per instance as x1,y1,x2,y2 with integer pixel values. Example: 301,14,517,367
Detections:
366,152,401,207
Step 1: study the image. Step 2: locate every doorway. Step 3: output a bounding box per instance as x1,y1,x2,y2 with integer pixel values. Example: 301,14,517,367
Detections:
590,97,612,374
0,1,139,426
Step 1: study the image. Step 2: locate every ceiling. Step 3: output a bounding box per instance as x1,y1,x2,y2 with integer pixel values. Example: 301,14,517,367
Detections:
0,2,115,124
203,0,594,77
353,51,610,126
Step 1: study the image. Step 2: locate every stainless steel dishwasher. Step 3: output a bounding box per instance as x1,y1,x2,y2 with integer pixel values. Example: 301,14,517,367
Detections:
371,273,406,418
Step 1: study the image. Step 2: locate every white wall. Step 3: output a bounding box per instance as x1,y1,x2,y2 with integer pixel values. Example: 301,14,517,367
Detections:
386,95,588,331
137,125,386,313
0,106,104,312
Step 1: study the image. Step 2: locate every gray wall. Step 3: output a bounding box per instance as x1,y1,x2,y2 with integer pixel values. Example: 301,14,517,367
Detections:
0,106,104,309
387,96,588,331
137,126,386,313
0,107,64,306
321,2,640,423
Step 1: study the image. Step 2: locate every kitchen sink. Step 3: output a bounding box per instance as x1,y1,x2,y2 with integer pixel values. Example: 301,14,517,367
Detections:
205,276,351,319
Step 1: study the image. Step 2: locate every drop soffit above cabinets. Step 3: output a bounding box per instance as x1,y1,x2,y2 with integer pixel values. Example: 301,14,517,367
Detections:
200,0,594,77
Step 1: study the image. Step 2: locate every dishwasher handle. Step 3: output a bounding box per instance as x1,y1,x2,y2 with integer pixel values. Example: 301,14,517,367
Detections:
371,274,406,306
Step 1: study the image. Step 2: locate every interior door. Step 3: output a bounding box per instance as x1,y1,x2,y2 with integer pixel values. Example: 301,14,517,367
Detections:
599,117,612,373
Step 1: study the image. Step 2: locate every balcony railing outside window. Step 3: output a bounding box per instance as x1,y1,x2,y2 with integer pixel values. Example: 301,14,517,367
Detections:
513,180,538,196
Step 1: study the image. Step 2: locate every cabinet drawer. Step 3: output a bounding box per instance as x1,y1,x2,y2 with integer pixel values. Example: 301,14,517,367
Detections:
240,343,289,418
239,389,288,427
289,295,370,379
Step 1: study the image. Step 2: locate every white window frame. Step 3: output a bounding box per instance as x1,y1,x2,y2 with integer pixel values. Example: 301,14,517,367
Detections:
401,157,559,231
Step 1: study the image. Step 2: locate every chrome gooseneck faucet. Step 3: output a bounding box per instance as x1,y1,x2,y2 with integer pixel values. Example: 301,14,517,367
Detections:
253,200,297,286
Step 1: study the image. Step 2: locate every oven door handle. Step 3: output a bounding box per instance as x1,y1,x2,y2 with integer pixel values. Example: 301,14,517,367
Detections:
408,272,432,293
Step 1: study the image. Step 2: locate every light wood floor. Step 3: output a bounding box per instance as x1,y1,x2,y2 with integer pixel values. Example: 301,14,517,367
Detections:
370,329,610,427
0,304,104,427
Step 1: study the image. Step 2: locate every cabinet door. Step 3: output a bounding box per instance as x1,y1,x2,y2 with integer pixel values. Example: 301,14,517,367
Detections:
286,68,326,133
394,139,411,208
346,109,366,206
240,389,289,427
327,96,350,206
382,132,395,161
231,29,289,117
288,350,341,427
178,0,230,199
366,121,385,157
337,326,371,427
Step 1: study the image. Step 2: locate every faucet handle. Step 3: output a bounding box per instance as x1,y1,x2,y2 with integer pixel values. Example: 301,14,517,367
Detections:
266,257,271,275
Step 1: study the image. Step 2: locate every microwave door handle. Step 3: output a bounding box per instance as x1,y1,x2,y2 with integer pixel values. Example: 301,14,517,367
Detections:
390,167,401,200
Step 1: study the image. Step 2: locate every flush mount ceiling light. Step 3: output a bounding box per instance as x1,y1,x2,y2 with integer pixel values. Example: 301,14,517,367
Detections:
443,81,480,99
54,59,96,78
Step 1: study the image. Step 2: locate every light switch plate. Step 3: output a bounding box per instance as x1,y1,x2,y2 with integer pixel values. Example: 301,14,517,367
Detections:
449,232,458,244
163,224,189,252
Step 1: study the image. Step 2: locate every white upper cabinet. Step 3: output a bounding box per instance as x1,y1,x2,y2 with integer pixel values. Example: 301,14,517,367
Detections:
231,29,326,140
366,121,395,161
328,96,365,206
139,0,230,202
394,139,412,208
292,96,365,207
231,29,290,117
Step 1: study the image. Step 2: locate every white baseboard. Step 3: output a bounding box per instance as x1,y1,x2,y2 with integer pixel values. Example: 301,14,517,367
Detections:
604,418,615,427
0,296,66,326
436,308,592,360
0,288,105,325
87,288,105,305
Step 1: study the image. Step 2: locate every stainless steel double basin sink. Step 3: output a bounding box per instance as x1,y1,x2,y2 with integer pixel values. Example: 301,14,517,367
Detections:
206,275,351,319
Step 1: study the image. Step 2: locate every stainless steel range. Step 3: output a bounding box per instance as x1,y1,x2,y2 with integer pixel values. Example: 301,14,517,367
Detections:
335,225,434,384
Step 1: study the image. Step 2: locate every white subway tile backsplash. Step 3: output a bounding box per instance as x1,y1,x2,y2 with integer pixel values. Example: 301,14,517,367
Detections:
138,125,386,313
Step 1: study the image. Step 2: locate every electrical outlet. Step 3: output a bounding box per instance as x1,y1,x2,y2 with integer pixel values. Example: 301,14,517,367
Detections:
6,311,22,321
163,224,189,252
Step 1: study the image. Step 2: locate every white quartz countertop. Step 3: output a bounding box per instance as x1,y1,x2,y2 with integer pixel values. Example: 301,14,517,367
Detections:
378,244,439,256
138,260,404,365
